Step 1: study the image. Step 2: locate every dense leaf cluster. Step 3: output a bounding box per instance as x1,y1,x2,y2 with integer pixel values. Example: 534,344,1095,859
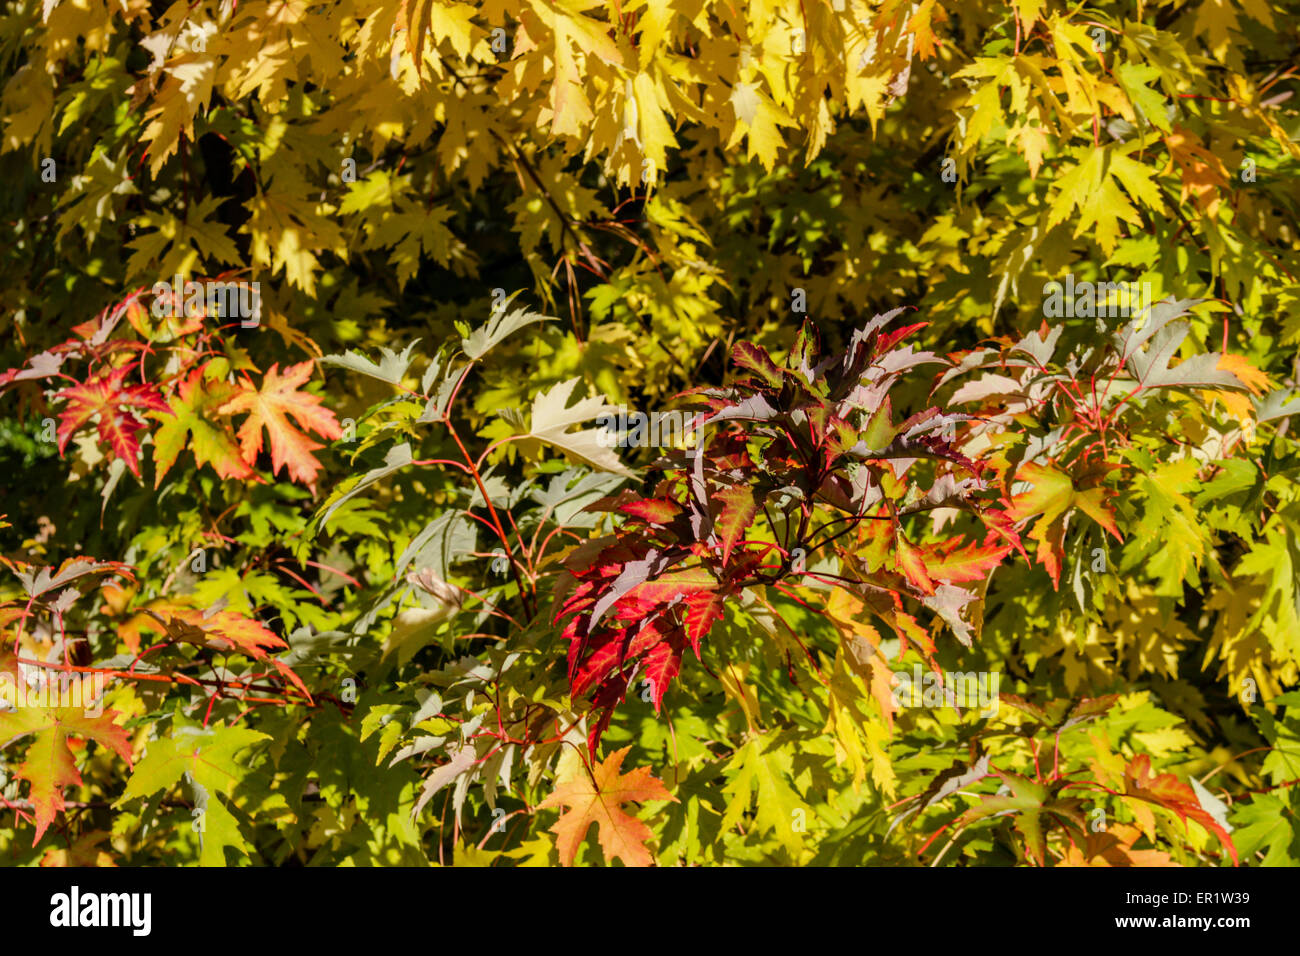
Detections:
1,0,1298,866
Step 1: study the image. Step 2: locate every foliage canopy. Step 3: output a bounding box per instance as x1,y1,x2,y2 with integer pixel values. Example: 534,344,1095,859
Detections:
1,0,1299,866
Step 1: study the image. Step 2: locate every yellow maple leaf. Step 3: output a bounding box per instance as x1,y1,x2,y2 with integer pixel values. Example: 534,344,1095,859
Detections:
1214,353,1270,396
1048,146,1145,254
727,81,794,170
629,70,678,170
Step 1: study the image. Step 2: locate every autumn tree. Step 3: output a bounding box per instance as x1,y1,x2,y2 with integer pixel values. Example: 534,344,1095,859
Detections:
0,0,1297,866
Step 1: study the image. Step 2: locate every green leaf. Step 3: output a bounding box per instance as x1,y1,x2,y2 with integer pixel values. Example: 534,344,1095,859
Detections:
318,442,413,529
461,298,553,360
118,721,269,866
720,734,806,859
320,340,422,386
512,379,635,478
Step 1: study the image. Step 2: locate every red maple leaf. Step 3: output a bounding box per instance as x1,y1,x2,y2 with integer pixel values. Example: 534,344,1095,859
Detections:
55,365,167,477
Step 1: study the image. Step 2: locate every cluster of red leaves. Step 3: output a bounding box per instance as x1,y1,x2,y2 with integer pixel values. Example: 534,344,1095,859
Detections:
555,314,1025,751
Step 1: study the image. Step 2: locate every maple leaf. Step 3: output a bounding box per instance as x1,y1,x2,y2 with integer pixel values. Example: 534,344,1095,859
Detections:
711,484,757,564
55,148,139,248
117,721,269,866
1012,0,1046,30
1122,754,1239,865
732,341,785,390
0,661,133,844
627,69,678,172
1125,455,1208,594
590,563,715,630
321,338,423,387
399,0,476,71
137,37,217,179
513,378,635,478
0,349,66,391
618,497,683,525
682,589,726,654
894,531,936,595
218,361,343,491
1214,354,1269,396
6,556,133,605
570,626,632,700
720,734,806,859
1115,62,1172,133
241,167,345,296
461,302,553,360
907,0,948,59
124,196,240,279
411,742,479,821
1232,794,1299,866
1061,823,1181,867
954,769,1051,865
151,368,255,486
545,20,595,139
640,631,687,711
141,607,310,701
921,538,1013,582
1162,127,1229,215
366,203,468,288
102,596,171,656
1048,146,1155,254
55,365,168,477
144,607,286,659
1006,463,1121,585
537,746,676,867
40,829,117,867
727,82,795,171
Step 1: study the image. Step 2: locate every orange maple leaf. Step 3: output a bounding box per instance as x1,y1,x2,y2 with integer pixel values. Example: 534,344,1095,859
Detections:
1162,127,1229,216
142,606,311,701
40,829,117,867
142,606,286,658
1061,823,1181,867
1005,463,1121,587
1214,353,1270,396
537,746,676,866
1122,754,1238,865
906,0,949,60
218,361,342,491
